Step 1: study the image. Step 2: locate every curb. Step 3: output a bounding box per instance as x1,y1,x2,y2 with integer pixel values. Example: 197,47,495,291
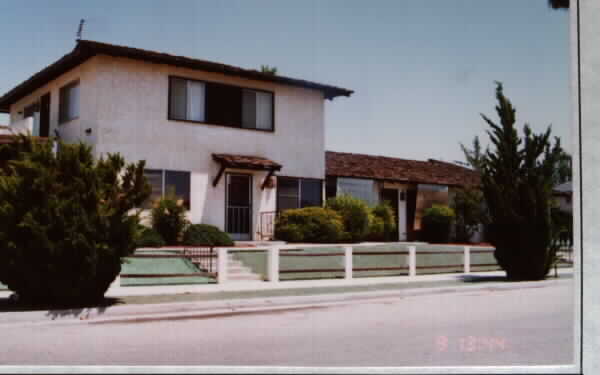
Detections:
0,275,573,327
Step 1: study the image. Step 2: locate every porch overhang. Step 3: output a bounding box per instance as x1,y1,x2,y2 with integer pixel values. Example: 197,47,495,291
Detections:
212,153,282,188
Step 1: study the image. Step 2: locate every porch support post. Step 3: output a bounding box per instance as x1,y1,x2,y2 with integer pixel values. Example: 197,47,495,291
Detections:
267,246,280,282
217,247,229,283
344,246,353,280
261,168,275,190
463,246,471,274
212,165,226,187
408,245,416,277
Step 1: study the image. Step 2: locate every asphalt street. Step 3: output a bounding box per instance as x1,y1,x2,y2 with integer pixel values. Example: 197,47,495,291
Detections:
0,279,574,367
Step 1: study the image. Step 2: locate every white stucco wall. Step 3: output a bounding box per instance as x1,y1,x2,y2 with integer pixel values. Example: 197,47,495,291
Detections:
9,58,99,146
75,55,325,238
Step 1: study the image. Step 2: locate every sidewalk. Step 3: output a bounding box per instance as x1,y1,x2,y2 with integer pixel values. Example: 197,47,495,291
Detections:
0,268,573,326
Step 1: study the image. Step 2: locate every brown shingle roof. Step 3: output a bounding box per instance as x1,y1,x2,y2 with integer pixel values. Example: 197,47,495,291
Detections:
212,153,282,171
326,151,480,187
0,40,354,112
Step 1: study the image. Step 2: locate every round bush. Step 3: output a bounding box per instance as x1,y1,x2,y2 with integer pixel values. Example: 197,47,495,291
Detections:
421,204,455,243
182,224,234,246
367,214,386,241
274,207,345,243
325,195,370,242
370,202,397,241
135,226,166,248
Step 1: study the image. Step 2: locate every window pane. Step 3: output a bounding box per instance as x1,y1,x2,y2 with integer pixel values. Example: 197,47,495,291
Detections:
143,169,163,209
69,83,80,119
277,177,299,212
256,91,273,130
187,80,205,122
165,170,191,209
170,78,187,120
242,89,256,129
59,81,79,123
278,197,299,212
300,179,322,208
59,87,67,123
337,177,378,206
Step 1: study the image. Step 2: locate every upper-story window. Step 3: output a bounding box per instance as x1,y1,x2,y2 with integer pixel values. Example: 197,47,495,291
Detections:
168,76,274,131
59,80,80,124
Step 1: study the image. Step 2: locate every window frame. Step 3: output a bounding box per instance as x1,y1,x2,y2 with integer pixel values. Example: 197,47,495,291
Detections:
276,176,324,213
59,79,80,124
167,75,275,133
143,169,192,210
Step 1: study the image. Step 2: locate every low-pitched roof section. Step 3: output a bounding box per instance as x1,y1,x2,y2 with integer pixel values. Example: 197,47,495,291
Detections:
326,151,480,188
0,40,354,113
212,153,282,171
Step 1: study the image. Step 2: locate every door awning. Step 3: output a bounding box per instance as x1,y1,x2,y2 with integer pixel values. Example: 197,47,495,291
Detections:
212,153,282,188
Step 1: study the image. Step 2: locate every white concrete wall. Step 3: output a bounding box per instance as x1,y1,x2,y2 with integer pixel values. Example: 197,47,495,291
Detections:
9,58,99,147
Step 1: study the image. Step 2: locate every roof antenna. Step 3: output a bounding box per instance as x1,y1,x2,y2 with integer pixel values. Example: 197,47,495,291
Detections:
76,19,85,41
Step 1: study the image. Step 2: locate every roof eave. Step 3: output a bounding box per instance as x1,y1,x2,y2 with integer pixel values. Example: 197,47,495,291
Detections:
0,40,353,109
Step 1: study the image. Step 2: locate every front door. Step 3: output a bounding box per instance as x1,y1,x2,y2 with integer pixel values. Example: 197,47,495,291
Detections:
226,174,252,240
380,189,400,241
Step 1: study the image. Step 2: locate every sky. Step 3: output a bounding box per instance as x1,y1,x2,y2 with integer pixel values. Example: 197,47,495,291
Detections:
0,0,570,163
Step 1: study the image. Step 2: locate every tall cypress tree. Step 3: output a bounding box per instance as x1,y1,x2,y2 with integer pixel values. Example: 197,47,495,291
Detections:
481,82,563,280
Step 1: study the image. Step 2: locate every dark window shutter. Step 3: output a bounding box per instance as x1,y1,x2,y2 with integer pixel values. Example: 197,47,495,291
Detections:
206,83,242,127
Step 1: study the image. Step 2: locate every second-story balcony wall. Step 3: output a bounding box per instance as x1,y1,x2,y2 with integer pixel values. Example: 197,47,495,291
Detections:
3,115,39,136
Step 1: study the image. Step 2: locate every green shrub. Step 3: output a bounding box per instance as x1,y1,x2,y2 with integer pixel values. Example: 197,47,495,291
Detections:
325,195,370,242
421,204,455,243
369,202,397,241
182,224,234,246
151,195,189,245
274,207,345,243
135,226,166,248
367,214,385,241
0,135,150,305
451,188,486,243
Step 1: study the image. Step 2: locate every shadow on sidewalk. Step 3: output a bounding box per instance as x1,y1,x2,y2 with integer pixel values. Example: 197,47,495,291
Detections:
0,296,124,318
457,274,508,283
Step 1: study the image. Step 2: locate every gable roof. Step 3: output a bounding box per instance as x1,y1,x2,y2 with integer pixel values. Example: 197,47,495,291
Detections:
0,40,354,112
325,151,480,187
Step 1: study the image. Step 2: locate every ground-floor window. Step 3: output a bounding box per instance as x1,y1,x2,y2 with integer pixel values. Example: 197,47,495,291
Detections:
277,177,323,212
143,169,191,209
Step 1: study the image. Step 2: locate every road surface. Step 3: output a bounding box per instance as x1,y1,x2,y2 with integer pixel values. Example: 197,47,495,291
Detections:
0,280,574,367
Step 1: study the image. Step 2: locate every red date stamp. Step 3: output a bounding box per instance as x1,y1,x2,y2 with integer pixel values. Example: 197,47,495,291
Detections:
435,335,509,352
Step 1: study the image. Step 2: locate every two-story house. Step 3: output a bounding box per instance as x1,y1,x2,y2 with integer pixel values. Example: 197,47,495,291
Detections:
0,40,353,240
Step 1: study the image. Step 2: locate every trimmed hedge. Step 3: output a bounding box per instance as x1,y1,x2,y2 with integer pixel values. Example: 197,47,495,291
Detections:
182,224,234,246
274,207,345,243
421,204,455,243
135,226,166,248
